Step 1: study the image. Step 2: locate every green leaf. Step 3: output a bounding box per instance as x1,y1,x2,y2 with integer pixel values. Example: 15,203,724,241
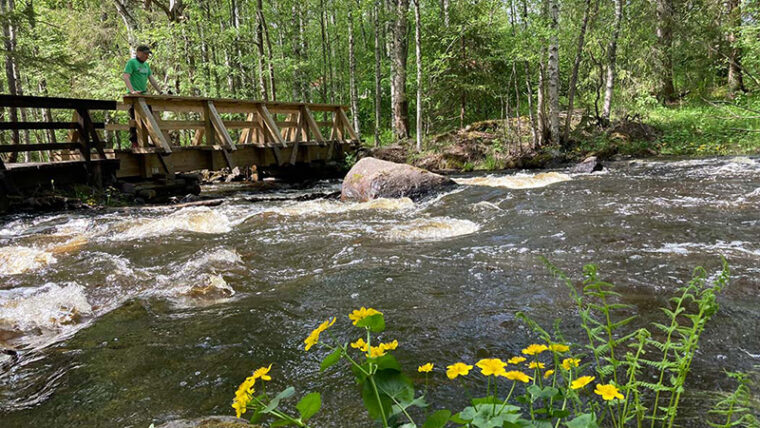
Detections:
356,313,385,333
564,413,599,428
296,392,321,422
320,347,342,372
422,409,452,428
361,379,392,421
373,353,401,371
262,387,296,413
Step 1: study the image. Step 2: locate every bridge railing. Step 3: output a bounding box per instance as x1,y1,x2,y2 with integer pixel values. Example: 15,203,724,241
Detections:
0,95,117,170
109,95,359,167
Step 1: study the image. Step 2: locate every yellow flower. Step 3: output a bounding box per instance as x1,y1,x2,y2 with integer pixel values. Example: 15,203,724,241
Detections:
303,317,336,351
595,383,624,401
350,338,369,352
544,369,555,379
528,361,545,369
418,363,434,373
446,362,473,379
570,375,595,390
368,346,386,358
252,364,272,381
232,377,256,418
476,358,508,377
502,370,532,383
508,356,527,365
522,344,548,356
379,340,398,351
548,343,570,353
349,307,382,326
562,358,580,370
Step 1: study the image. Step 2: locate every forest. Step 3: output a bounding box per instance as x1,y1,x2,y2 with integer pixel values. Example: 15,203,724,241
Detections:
1,0,759,158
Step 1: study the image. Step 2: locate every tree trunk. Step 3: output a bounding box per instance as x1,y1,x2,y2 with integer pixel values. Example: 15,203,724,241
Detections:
414,0,422,151
653,0,676,102
442,0,449,27
348,3,361,140
390,0,410,140
255,0,268,100
319,0,329,102
374,0,382,146
114,0,138,54
259,4,277,100
295,2,310,102
602,0,623,123
1,0,19,159
564,0,595,142
726,0,745,93
537,59,546,145
546,0,560,144
38,79,57,145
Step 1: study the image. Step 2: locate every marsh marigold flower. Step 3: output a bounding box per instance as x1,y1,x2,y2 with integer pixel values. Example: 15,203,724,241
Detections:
508,356,526,365
528,361,545,369
379,340,398,351
350,338,369,352
368,346,386,358
252,364,272,381
548,343,570,353
349,307,382,326
544,369,555,379
418,363,434,373
502,370,532,383
232,376,256,418
446,362,473,379
476,358,507,377
562,358,580,370
304,317,336,351
522,344,548,356
570,375,595,390
595,383,624,401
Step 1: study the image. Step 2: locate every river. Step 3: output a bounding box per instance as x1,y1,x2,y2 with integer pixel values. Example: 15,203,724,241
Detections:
1,156,758,427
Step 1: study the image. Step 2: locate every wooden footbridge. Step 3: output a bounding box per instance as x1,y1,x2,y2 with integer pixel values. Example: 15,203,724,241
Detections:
0,94,360,202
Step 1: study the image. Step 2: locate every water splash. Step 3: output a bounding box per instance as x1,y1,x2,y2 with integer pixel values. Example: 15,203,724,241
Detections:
384,217,480,241
113,207,232,240
0,246,56,275
266,197,415,216
455,172,571,189
0,283,92,333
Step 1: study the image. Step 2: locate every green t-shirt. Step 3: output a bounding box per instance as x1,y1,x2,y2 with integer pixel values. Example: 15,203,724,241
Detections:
123,57,152,93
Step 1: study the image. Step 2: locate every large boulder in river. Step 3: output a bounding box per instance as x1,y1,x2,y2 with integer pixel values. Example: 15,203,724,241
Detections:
341,157,456,201
571,156,604,173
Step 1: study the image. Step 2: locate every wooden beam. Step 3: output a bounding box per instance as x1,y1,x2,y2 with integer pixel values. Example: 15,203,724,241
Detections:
134,98,172,153
301,105,324,142
256,104,286,147
0,121,105,130
191,129,205,146
336,108,360,141
0,142,83,153
0,94,116,110
206,101,237,151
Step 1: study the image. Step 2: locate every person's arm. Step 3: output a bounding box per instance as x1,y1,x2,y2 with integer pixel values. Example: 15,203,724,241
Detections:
122,73,140,94
148,75,164,94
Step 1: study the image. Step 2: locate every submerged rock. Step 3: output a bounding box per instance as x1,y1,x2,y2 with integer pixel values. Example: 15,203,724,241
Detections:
341,157,456,201
571,156,604,173
155,416,250,428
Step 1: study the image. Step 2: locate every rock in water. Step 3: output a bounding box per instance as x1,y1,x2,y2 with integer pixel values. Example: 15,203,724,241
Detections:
341,157,456,201
571,156,604,173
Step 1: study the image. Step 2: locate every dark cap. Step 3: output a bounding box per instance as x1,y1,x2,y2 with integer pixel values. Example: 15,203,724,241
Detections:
136,45,152,53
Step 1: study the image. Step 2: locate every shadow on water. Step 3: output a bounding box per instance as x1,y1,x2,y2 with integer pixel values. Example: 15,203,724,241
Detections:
1,156,759,426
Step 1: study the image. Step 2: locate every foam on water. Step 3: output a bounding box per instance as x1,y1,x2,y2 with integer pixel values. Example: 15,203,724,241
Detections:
0,246,56,276
114,207,232,240
644,241,760,257
262,197,415,216
0,283,92,333
455,172,572,189
383,217,480,241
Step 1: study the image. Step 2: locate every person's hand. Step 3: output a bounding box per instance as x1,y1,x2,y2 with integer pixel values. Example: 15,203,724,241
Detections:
130,90,142,95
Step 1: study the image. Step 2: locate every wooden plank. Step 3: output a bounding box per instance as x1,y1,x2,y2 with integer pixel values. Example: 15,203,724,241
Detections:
0,142,82,153
256,104,286,147
206,101,237,151
154,120,206,130
301,105,324,142
191,129,205,146
203,103,215,146
0,94,116,110
336,108,360,141
77,108,107,160
239,113,255,144
331,108,343,141
135,98,172,153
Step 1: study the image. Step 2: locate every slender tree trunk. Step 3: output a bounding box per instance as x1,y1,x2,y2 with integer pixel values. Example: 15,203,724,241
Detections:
546,0,560,144
255,0,268,100
295,2,310,102
442,0,449,27
414,0,422,151
348,2,361,140
654,0,676,101
374,0,382,146
259,4,277,100
38,79,57,145
602,0,623,122
726,0,745,93
1,0,19,160
319,0,329,102
390,0,410,140
564,0,595,142
114,0,138,54
537,59,546,145
460,32,466,129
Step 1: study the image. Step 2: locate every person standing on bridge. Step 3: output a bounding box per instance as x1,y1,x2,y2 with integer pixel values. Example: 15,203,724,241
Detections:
122,45,165,147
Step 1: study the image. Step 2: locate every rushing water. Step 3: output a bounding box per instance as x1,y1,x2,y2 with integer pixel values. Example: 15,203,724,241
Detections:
0,157,758,427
